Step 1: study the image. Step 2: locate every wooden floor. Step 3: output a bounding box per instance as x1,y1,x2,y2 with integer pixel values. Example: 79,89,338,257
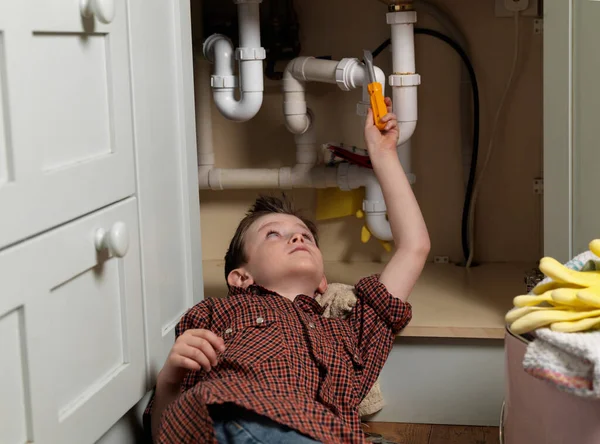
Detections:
362,423,500,444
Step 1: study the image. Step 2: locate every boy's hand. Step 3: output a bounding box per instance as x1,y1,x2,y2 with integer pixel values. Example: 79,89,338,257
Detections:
158,329,226,387
364,97,399,158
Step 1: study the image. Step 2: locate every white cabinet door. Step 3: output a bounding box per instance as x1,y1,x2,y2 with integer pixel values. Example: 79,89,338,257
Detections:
127,0,203,378
0,198,145,444
572,0,600,254
0,0,135,250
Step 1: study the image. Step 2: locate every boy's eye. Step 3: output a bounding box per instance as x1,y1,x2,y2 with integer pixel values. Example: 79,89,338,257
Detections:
302,233,313,242
266,230,280,238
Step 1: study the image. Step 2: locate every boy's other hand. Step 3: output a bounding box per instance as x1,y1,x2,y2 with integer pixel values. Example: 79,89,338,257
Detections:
158,329,226,387
364,97,399,158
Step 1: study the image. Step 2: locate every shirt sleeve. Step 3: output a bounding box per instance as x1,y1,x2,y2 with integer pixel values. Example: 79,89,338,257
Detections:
346,274,412,401
142,299,214,442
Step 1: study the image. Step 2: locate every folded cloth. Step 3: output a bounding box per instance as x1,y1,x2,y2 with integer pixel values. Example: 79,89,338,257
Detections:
316,283,385,417
523,328,600,398
522,249,600,398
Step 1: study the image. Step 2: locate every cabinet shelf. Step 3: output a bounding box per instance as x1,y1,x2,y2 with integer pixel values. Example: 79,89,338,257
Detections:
202,260,533,340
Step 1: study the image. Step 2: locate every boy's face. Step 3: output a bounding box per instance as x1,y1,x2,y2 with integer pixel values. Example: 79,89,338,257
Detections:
229,213,326,297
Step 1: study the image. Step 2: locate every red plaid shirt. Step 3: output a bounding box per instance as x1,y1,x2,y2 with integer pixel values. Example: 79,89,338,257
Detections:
143,274,412,443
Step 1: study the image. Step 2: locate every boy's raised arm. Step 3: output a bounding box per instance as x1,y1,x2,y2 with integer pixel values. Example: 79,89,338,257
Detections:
364,98,430,302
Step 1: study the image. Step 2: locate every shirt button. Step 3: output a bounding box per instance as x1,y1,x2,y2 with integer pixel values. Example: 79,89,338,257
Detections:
256,317,264,325
225,328,233,334
308,322,316,329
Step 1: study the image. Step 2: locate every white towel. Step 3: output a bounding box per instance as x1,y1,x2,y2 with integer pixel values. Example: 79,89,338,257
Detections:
523,328,600,398
522,249,600,398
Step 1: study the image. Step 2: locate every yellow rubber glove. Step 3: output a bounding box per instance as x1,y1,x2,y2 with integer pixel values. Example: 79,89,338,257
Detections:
551,315,600,333
576,286,600,308
506,306,564,325
513,290,589,309
510,308,600,335
588,239,600,257
532,280,565,295
539,257,600,287
551,287,597,309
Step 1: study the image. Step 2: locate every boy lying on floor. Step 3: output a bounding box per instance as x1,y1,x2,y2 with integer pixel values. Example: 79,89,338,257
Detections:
143,98,430,443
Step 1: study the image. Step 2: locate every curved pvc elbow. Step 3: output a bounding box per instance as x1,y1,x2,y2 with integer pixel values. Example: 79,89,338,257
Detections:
285,113,311,134
283,61,310,134
213,90,263,122
362,171,393,242
365,212,393,241
392,85,418,145
398,120,417,146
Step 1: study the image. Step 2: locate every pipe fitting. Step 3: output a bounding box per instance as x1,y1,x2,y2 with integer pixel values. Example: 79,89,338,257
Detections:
335,58,361,91
386,10,417,25
310,165,339,189
198,165,212,190
283,57,387,133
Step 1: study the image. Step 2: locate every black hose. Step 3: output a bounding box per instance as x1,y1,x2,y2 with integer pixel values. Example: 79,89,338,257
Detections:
371,28,479,264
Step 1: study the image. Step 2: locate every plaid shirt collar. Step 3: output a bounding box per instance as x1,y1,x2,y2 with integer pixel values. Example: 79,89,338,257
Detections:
228,284,326,316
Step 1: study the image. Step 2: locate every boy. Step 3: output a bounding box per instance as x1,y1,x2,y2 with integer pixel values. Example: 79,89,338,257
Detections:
144,98,430,443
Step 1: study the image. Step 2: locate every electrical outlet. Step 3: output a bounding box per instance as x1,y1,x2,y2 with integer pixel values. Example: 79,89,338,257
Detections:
434,256,449,264
495,0,540,17
533,178,544,195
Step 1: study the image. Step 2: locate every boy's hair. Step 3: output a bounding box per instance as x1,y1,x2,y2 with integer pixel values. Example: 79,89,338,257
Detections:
224,194,319,284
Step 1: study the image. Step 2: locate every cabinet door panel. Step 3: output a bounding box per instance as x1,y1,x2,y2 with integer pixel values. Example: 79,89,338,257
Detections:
0,198,145,444
127,0,202,376
0,0,134,250
573,0,600,253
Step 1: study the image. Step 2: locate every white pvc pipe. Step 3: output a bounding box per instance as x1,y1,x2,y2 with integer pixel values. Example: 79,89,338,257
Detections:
333,164,393,242
294,117,318,165
366,212,393,242
387,10,420,172
393,86,418,124
390,15,416,74
213,89,263,122
195,56,215,167
212,37,234,80
210,168,281,190
199,113,335,190
200,164,340,191
195,53,217,190
363,173,392,241
289,57,339,84
203,0,265,122
237,0,261,48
